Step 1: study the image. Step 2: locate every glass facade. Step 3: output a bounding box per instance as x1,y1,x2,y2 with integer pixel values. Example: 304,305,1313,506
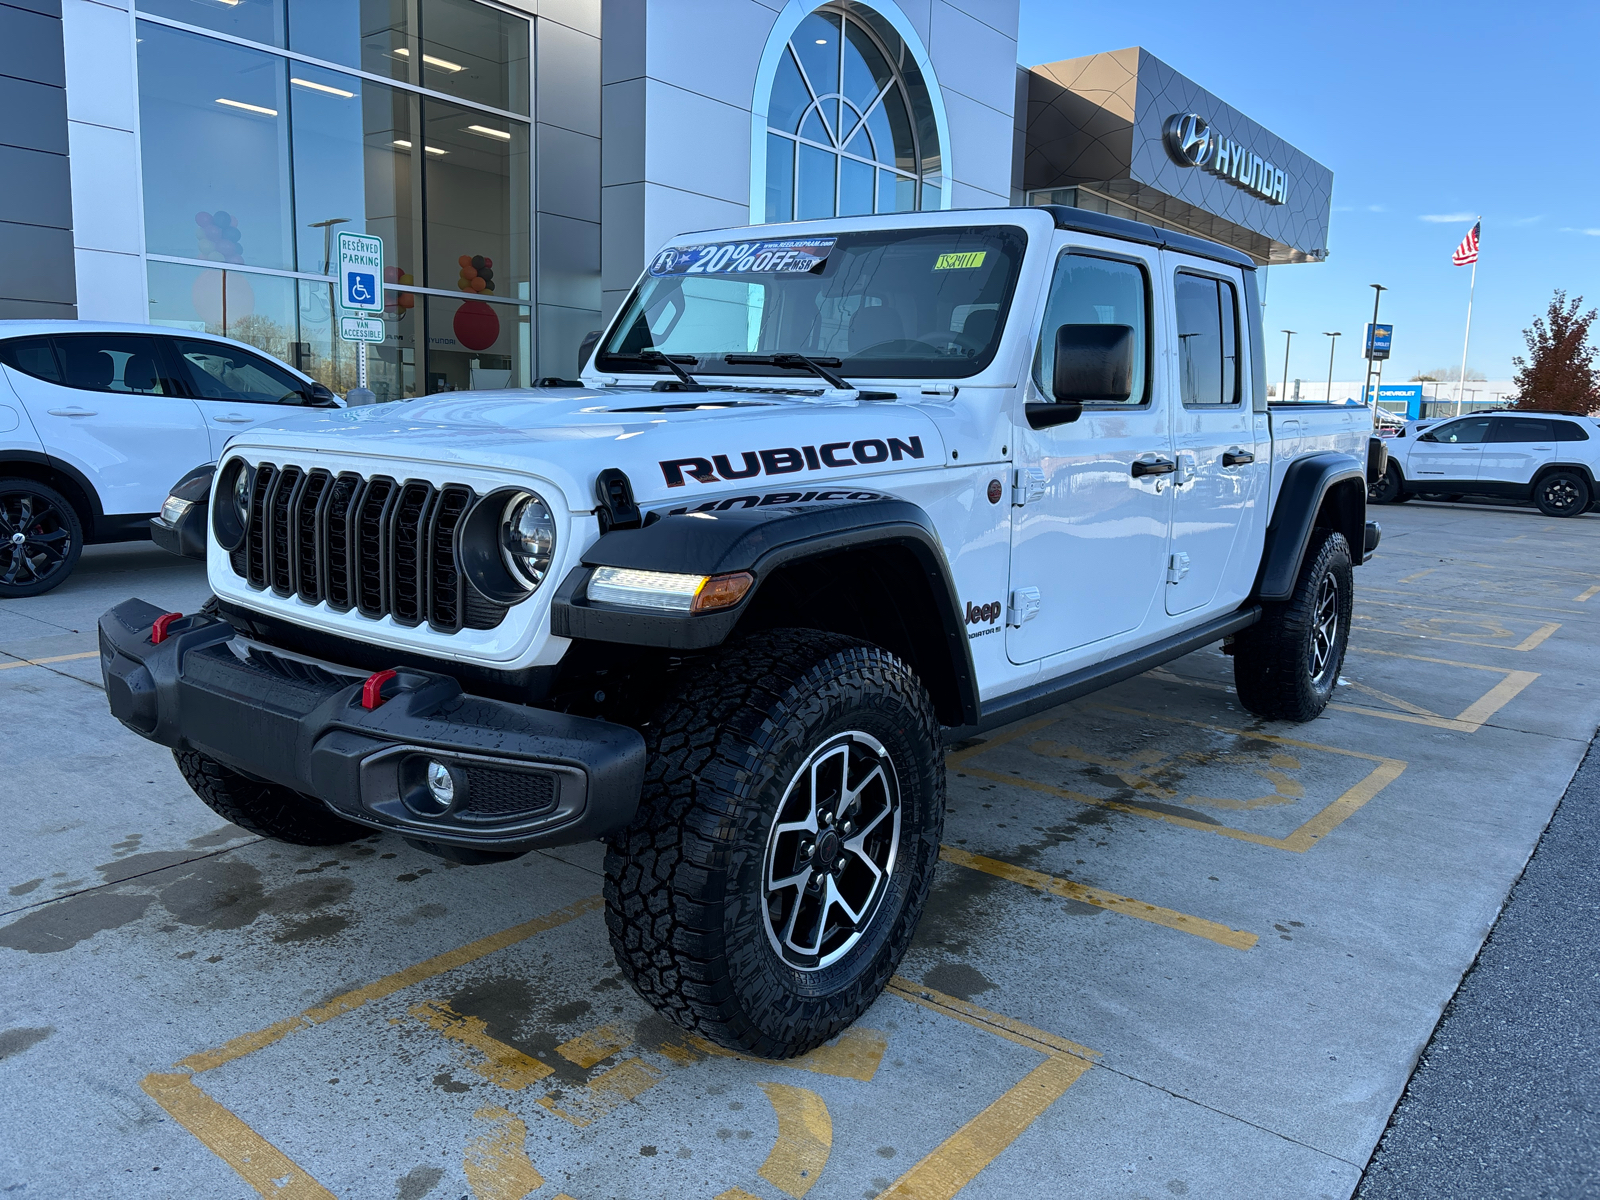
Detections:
135,0,535,400
764,7,942,222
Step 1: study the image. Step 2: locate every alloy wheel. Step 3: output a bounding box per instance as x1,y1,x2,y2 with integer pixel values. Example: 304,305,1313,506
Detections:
1309,572,1341,685
762,731,902,970
0,489,74,589
1542,478,1582,514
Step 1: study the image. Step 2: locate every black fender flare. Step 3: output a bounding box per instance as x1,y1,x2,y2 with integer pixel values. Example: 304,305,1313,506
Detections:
0,449,105,531
1254,452,1368,601
550,497,980,726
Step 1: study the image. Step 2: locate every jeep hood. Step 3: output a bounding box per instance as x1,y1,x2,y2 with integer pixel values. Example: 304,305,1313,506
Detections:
223,387,949,509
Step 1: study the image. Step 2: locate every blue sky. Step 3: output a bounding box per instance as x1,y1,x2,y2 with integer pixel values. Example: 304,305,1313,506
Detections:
1017,0,1600,386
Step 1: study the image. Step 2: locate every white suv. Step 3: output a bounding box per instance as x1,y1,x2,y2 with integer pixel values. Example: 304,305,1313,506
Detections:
0,321,340,596
1373,410,1600,516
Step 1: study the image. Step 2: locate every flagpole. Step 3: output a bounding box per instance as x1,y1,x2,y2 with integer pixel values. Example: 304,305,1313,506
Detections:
1454,220,1479,416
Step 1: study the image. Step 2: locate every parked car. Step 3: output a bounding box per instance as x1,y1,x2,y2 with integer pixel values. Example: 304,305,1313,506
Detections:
1371,410,1600,515
102,205,1381,1058
0,322,340,596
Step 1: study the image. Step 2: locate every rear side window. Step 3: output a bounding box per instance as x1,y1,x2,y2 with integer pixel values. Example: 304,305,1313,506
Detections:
1490,418,1554,442
1174,273,1240,406
52,334,172,395
1555,420,1591,442
170,340,307,404
1033,252,1149,405
0,337,64,384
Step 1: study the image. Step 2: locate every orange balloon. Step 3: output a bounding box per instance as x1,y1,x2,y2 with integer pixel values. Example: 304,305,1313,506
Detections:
470,276,486,291
458,255,471,268
460,266,477,281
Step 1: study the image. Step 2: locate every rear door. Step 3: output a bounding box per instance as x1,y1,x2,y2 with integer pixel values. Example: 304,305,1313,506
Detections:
3,333,209,516
1164,261,1264,616
1405,416,1491,487
1480,417,1556,491
1007,240,1172,663
163,337,323,456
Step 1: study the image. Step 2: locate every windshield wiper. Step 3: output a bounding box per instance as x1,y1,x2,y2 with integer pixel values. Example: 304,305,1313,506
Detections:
724,353,854,392
609,350,706,391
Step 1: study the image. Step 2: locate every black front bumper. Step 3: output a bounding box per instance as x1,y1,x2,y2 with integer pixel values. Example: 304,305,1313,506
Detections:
100,599,645,854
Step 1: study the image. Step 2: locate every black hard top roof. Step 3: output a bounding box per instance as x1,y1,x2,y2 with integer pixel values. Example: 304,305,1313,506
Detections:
1037,205,1258,271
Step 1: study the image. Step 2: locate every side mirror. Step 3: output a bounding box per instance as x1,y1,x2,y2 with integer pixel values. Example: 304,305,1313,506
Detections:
1026,323,1135,430
306,382,339,407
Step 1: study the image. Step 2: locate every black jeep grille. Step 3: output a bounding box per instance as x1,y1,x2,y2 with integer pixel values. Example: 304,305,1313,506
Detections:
232,463,506,633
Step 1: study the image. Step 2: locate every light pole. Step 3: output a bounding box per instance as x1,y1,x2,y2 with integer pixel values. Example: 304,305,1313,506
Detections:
1323,331,1341,404
1362,284,1387,428
308,218,351,385
1280,330,1296,403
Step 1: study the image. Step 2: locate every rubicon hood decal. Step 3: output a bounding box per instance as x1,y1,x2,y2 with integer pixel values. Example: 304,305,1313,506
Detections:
661,436,926,487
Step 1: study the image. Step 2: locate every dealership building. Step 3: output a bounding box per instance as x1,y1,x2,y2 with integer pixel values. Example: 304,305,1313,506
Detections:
1,0,1331,397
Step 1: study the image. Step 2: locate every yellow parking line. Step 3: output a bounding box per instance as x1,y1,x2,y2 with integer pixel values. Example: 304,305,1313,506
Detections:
179,895,600,1073
691,1026,888,1081
556,1022,633,1069
462,1105,543,1200
140,1073,334,1200
757,1083,832,1198
0,650,98,671
876,1054,1091,1200
1397,567,1437,583
1576,585,1600,602
940,845,1257,951
408,999,553,1089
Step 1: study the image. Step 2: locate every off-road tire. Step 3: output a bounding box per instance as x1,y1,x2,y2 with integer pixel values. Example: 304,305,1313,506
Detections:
174,749,365,845
1233,529,1354,722
604,629,944,1057
1534,470,1591,518
1368,463,1407,504
0,478,84,597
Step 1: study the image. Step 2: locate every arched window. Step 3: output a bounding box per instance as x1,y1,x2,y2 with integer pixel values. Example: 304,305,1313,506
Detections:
763,6,942,222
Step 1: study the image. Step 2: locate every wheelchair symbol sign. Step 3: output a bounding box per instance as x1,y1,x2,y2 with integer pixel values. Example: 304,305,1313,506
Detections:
337,231,385,313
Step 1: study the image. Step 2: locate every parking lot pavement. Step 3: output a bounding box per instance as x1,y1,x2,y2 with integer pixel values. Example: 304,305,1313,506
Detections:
3,502,1597,1199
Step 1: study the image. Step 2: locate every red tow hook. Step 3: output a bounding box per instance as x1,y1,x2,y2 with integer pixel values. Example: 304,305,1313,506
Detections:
150,612,184,645
361,668,400,710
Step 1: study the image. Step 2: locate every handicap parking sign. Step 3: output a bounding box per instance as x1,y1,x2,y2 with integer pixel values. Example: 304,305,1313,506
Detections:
336,231,384,313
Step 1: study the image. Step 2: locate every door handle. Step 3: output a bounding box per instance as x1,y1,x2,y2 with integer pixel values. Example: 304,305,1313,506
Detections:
212,414,254,424
47,407,97,417
1223,448,1255,466
1131,457,1177,477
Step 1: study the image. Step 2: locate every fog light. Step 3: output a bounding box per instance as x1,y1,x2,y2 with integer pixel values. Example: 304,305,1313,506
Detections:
426,761,455,806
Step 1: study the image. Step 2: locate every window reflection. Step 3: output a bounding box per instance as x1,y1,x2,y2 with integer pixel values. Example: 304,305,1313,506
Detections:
423,296,529,393
1034,254,1149,405
138,23,295,270
763,5,940,220
421,98,529,297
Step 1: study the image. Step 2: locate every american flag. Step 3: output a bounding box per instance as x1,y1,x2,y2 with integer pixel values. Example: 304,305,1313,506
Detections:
1453,221,1480,266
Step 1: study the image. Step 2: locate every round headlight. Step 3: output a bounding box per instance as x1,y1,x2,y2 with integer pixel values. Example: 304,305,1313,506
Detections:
500,492,557,590
212,458,251,551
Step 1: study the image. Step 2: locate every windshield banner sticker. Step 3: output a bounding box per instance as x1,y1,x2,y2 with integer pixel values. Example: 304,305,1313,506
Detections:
934,251,987,270
649,238,837,278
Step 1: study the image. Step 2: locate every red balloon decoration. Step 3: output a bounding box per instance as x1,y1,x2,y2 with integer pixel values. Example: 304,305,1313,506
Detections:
452,300,500,352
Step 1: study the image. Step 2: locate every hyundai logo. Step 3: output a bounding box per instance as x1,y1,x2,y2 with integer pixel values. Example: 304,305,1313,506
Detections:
1163,112,1288,206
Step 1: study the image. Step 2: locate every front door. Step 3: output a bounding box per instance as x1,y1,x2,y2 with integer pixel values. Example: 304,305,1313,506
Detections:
163,337,321,458
1165,262,1265,615
1406,415,1490,488
1008,243,1171,664
3,333,209,516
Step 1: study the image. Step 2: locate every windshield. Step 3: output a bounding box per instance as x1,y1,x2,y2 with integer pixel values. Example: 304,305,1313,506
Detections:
597,225,1027,380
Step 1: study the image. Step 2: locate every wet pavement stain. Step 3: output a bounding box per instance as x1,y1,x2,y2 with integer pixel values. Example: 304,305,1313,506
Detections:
922,961,997,1001
0,1026,54,1061
186,824,252,849
0,891,154,953
7,878,43,896
395,1163,444,1199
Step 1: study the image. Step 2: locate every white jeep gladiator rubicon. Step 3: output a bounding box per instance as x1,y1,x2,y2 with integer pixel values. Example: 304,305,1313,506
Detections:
102,206,1383,1057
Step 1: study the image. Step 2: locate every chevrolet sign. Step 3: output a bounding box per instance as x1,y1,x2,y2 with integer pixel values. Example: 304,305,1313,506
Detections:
1163,113,1287,205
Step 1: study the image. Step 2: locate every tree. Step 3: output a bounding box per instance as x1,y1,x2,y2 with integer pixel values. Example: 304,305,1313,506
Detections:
1512,290,1599,413
1411,367,1485,382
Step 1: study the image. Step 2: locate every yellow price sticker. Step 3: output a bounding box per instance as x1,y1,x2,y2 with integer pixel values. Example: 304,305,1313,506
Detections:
933,251,987,270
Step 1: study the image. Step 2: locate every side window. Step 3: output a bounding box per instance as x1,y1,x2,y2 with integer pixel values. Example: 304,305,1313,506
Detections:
1032,252,1148,405
1174,273,1240,406
1425,417,1492,444
1555,420,1592,442
0,337,64,384
170,339,307,405
51,334,173,396
1490,418,1553,442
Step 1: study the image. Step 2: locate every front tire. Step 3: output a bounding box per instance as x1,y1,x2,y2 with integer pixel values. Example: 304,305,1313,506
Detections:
174,749,366,845
1369,463,1406,504
1234,529,1354,722
604,629,944,1057
1534,470,1591,518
